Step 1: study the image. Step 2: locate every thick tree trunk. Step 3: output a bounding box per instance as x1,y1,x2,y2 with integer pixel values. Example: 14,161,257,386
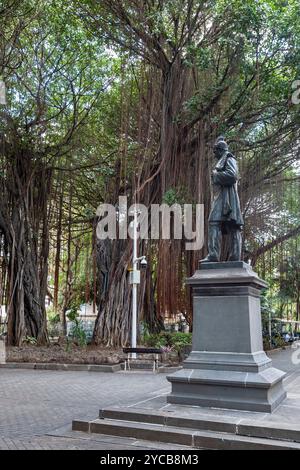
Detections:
93,238,131,346
0,149,50,346
93,59,213,344
6,206,48,345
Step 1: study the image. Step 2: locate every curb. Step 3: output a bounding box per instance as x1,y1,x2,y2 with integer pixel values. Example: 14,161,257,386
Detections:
0,362,182,374
266,345,292,355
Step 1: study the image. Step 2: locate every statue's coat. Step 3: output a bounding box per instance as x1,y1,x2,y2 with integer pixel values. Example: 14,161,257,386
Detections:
209,151,244,228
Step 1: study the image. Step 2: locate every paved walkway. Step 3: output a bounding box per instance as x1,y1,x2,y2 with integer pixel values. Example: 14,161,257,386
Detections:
0,347,298,450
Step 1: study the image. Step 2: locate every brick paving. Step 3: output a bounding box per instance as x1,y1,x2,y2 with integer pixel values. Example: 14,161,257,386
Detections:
0,347,298,450
0,368,178,449
0,432,188,450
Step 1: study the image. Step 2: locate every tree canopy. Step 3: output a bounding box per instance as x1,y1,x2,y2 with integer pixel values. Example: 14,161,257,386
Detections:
0,0,300,345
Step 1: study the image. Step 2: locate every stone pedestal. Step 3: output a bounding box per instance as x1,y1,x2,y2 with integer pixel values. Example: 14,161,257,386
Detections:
167,262,286,412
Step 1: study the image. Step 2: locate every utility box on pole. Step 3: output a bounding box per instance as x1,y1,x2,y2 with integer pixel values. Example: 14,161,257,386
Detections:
129,270,140,285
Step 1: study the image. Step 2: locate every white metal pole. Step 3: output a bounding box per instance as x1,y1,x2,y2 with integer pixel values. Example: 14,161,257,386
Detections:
0,79,6,105
131,207,138,359
269,310,272,349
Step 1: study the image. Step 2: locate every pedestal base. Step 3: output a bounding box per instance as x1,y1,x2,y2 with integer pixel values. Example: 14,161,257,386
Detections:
167,366,286,412
167,262,287,412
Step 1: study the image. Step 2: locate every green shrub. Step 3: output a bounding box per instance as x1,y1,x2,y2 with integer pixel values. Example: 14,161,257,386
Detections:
67,305,87,347
140,320,151,344
143,331,192,352
47,310,61,338
66,305,80,322
169,332,192,345
263,334,285,351
23,336,37,345
69,321,87,347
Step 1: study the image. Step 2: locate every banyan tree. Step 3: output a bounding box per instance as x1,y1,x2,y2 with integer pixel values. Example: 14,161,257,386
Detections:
0,0,111,345
78,0,300,345
0,0,300,346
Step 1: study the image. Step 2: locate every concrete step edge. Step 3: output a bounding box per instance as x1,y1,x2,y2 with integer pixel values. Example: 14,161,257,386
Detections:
98,407,300,444
99,408,236,433
72,418,300,450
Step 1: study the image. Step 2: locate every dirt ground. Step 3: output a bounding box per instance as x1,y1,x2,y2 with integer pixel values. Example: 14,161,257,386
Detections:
6,343,125,365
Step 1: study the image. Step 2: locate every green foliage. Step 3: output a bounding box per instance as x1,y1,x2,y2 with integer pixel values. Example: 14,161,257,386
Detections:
184,46,212,70
261,290,276,321
263,334,285,351
162,189,179,205
257,245,300,326
140,320,151,343
143,331,192,352
162,187,191,205
66,305,87,347
47,308,60,325
66,305,80,323
47,309,61,339
2,0,300,347
69,321,88,348
261,290,281,334
23,336,38,346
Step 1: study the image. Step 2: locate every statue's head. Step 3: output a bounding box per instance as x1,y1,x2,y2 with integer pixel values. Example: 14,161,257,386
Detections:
213,136,228,158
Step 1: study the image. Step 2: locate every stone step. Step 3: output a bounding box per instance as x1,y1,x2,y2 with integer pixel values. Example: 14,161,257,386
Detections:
99,407,236,433
72,418,300,450
98,407,300,444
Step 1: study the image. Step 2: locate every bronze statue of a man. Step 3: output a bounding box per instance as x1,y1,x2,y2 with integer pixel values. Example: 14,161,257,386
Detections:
202,136,243,262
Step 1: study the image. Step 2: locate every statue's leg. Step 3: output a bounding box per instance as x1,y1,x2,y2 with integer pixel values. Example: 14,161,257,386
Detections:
206,222,221,261
200,222,222,262
228,228,242,261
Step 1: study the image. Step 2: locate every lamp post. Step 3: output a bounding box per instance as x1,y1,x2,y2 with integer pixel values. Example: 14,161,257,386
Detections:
269,309,272,349
129,207,147,359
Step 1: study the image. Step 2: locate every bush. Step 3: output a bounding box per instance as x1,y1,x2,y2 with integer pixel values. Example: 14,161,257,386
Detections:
66,305,87,347
47,310,61,339
23,336,37,346
263,334,285,351
143,331,192,353
69,321,87,347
